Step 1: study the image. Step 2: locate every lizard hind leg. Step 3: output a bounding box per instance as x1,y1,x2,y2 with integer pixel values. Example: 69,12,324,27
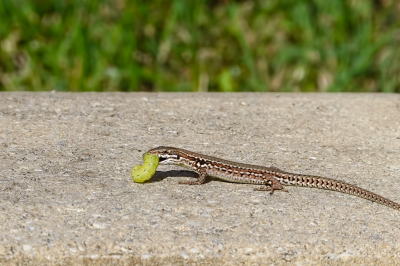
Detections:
254,178,288,195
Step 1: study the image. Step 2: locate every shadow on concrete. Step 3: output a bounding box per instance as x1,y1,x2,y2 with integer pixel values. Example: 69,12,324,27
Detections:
150,170,212,184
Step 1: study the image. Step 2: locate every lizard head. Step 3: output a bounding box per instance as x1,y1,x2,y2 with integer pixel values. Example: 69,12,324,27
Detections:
147,146,181,165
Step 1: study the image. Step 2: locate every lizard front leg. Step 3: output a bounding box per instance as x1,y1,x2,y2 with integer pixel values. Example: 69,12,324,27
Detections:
179,168,207,185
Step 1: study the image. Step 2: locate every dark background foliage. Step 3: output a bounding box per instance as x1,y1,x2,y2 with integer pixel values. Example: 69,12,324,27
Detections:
1,0,399,92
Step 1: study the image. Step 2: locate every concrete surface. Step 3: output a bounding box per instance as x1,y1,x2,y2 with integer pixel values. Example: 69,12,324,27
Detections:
1,92,400,265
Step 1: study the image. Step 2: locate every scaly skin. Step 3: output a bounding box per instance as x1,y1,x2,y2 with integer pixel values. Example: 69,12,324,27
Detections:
147,146,400,211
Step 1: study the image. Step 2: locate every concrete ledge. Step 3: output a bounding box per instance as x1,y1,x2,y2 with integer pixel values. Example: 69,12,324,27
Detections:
1,92,400,265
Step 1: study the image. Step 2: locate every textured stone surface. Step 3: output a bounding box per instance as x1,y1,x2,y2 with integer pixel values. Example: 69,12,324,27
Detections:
0,92,400,265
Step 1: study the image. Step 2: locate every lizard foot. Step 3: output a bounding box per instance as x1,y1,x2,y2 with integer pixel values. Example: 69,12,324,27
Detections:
179,180,202,185
254,186,289,195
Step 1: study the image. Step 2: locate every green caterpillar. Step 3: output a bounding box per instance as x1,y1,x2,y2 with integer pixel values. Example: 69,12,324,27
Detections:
131,153,159,183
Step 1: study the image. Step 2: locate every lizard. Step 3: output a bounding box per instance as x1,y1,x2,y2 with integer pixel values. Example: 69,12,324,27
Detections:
147,146,400,211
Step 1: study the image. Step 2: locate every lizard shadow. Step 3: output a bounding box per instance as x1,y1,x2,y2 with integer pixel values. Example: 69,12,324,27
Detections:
150,170,212,184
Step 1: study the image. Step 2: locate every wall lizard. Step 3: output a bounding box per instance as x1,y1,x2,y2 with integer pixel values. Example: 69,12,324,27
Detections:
148,146,400,211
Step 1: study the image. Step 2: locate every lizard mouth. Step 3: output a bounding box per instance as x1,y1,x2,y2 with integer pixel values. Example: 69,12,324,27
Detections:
158,157,168,163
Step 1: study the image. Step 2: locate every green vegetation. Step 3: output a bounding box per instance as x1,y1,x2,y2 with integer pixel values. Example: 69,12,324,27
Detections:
0,0,399,92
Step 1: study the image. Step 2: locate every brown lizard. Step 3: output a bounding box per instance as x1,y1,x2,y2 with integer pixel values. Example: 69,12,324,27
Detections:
148,146,400,211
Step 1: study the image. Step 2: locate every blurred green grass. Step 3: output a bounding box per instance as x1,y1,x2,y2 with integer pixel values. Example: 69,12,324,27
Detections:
0,0,399,92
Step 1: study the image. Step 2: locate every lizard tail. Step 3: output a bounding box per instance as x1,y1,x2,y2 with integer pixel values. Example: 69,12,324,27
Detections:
278,173,400,211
